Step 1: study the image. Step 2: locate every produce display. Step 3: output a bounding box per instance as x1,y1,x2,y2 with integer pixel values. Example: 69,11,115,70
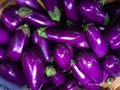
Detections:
0,0,120,90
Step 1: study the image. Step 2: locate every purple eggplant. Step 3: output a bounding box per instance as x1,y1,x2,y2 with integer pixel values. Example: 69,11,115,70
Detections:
1,6,21,32
53,44,71,70
0,62,26,86
45,66,65,85
74,38,89,50
76,51,103,84
103,70,110,81
41,83,55,90
102,54,120,76
32,29,51,61
63,0,79,23
78,0,105,23
37,27,85,44
40,75,49,84
7,24,30,61
22,47,44,90
85,24,108,58
0,26,11,44
42,0,61,21
16,7,56,27
65,44,74,58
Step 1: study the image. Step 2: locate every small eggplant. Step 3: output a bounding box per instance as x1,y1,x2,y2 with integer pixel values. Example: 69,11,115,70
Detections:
63,0,79,23
45,66,65,85
0,62,26,86
102,54,120,76
85,24,108,58
103,70,110,80
65,44,74,58
22,47,44,90
37,27,85,44
78,0,105,23
41,83,55,90
16,7,56,27
76,51,103,84
42,0,61,21
0,46,7,63
53,44,71,70
7,24,30,61
32,29,51,61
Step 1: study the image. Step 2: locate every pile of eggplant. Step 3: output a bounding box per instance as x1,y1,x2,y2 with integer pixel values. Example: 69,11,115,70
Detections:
0,0,120,90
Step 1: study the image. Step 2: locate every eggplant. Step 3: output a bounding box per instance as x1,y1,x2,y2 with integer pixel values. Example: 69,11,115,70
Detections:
1,6,21,32
22,47,44,90
63,0,79,23
102,54,120,76
37,27,85,44
7,24,30,61
32,29,51,61
103,70,110,80
0,62,26,86
85,24,108,58
0,26,11,44
41,83,55,90
40,75,49,84
16,7,56,27
74,38,89,50
78,0,105,23
65,44,74,58
76,51,103,84
45,66,65,85
53,44,71,70
42,0,61,21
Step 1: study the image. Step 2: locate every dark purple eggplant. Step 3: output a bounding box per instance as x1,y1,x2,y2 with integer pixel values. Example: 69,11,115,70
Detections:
45,66,65,85
0,62,26,86
40,75,49,84
0,26,11,44
22,47,44,90
53,44,71,70
103,70,110,81
102,54,120,76
32,29,51,61
0,46,7,63
37,27,85,44
7,24,30,61
63,0,79,23
78,0,106,23
42,0,61,21
76,51,103,84
65,44,74,58
85,24,108,58
16,7,56,27
41,83,55,90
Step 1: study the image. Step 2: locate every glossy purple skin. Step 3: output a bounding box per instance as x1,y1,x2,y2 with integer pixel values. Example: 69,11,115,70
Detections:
86,24,108,58
76,51,103,84
32,30,51,61
7,29,29,61
78,0,105,23
1,7,21,32
102,54,120,76
0,26,11,44
65,44,74,58
63,0,79,23
42,27,85,44
0,47,7,63
22,47,44,90
49,67,65,85
103,70,109,80
41,84,55,90
71,63,91,85
74,38,89,49
0,62,26,85
53,44,71,70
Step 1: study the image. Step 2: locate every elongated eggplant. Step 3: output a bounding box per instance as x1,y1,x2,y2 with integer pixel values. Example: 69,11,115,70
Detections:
45,66,65,85
85,24,108,58
76,51,103,84
65,44,74,58
0,62,26,86
7,24,30,61
37,27,85,44
78,0,105,23
102,54,120,76
63,0,79,23
42,0,61,21
53,44,71,70
32,29,51,61
16,7,56,27
22,47,44,90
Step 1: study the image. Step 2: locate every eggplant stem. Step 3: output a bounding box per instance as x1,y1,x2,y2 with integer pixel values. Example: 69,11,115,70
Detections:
37,27,47,38
45,66,56,77
106,77,114,84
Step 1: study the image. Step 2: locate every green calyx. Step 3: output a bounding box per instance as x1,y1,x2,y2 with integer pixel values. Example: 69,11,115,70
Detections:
103,13,110,25
106,77,114,84
71,59,75,65
99,0,106,6
83,23,94,31
17,24,30,37
16,7,32,18
48,6,61,21
45,66,56,77
37,27,47,38
65,20,74,27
